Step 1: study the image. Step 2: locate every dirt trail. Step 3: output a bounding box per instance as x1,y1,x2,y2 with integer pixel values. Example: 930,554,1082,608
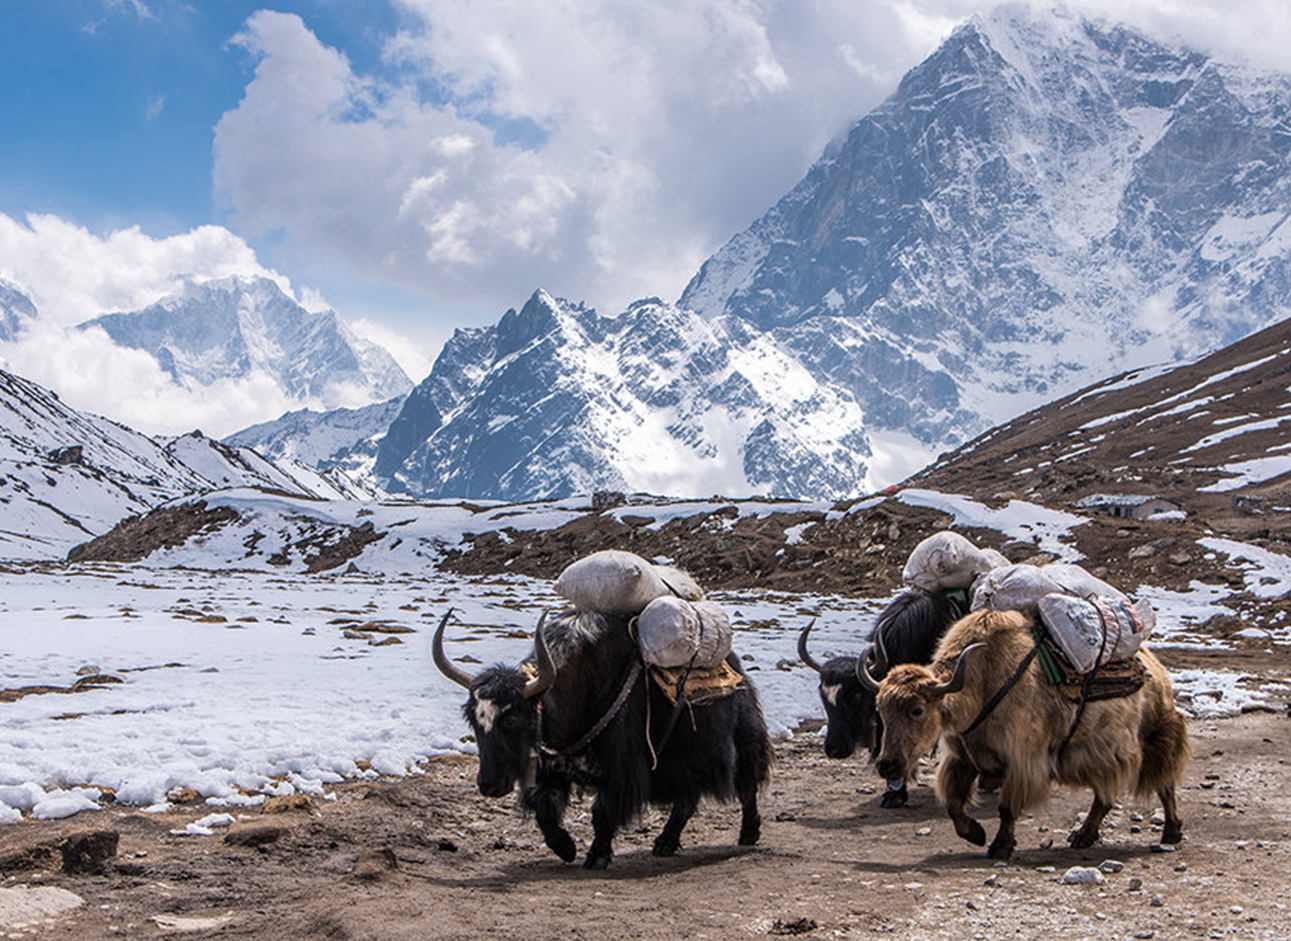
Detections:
2,711,1288,940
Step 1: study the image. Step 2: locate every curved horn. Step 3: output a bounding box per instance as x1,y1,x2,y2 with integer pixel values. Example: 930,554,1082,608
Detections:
797,620,823,673
856,642,881,693
872,623,891,677
933,643,986,696
432,608,476,690
522,609,557,699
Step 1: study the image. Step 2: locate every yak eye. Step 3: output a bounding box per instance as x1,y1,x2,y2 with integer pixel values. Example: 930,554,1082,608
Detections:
911,705,925,718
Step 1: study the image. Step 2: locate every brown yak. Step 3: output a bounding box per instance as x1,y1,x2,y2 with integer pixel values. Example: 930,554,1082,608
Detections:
864,608,1190,860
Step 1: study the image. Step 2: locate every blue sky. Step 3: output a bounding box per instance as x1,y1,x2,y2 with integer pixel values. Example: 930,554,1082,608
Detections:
0,1,396,230
1,0,1288,436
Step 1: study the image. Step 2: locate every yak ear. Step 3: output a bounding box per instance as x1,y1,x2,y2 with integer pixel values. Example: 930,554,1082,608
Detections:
797,620,823,674
522,609,557,699
933,643,986,696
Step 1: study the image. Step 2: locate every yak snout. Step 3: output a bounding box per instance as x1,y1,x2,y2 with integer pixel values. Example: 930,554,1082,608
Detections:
875,755,905,781
476,774,515,799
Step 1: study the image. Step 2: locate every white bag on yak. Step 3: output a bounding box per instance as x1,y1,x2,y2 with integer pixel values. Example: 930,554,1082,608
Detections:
553,550,703,615
902,531,1009,592
635,596,733,669
1037,593,1154,674
969,562,1127,616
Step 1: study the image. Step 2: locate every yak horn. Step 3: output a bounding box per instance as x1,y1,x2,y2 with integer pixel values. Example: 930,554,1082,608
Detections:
873,625,891,676
797,620,823,673
933,643,987,696
522,609,557,699
432,608,476,690
856,642,881,693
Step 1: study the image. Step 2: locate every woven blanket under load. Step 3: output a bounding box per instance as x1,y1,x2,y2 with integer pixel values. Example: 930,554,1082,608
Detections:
1034,630,1147,702
649,661,746,706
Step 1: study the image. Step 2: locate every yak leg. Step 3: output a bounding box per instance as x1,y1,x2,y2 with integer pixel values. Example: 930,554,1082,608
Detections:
1068,793,1113,849
1158,784,1183,845
653,794,698,857
583,795,619,870
988,804,1018,860
738,791,762,846
940,755,986,847
525,778,576,863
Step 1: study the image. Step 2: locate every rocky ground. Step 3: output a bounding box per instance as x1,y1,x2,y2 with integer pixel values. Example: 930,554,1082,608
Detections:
2,706,1287,940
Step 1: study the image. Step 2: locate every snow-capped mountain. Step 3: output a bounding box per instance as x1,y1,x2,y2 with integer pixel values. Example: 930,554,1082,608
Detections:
233,6,1291,502
0,366,381,560
80,275,412,409
682,4,1291,453
374,290,871,500
223,395,406,492
0,279,36,342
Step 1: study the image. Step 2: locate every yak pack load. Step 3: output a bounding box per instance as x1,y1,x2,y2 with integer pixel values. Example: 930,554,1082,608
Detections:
1036,593,1153,674
553,549,703,614
967,559,1155,705
634,595,734,669
554,550,743,704
902,531,1009,593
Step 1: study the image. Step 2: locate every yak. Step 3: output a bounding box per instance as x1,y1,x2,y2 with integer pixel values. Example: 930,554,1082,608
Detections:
433,607,773,870
797,587,966,807
864,608,1190,860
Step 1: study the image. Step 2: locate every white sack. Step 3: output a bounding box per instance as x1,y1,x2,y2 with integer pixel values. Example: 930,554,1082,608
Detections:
903,532,1005,592
1038,593,1154,673
969,563,1127,616
635,596,734,669
553,550,701,615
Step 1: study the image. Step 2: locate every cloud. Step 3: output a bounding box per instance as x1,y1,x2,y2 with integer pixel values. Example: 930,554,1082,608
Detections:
0,321,300,439
0,212,356,438
212,4,922,317
210,0,1291,324
0,212,289,327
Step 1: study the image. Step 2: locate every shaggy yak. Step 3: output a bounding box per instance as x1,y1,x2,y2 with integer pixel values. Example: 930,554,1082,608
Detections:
864,608,1190,859
798,587,966,807
433,607,773,869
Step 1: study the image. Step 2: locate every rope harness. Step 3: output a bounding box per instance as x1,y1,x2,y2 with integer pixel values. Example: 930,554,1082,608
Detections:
537,658,642,759
961,644,1038,736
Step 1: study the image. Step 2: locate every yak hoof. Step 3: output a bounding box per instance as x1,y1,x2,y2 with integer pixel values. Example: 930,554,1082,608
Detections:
546,830,577,863
880,787,908,809
958,818,987,846
1161,822,1183,845
1067,828,1100,849
583,852,612,870
652,834,681,857
987,836,1015,860
738,820,761,846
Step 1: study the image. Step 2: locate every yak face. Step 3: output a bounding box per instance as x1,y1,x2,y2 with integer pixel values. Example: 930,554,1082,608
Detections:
818,657,879,760
464,668,540,798
873,665,945,782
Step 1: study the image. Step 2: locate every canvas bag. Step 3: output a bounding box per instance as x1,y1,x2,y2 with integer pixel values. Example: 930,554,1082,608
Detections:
903,531,1009,592
635,596,734,669
553,550,702,615
1037,593,1154,674
969,562,1128,616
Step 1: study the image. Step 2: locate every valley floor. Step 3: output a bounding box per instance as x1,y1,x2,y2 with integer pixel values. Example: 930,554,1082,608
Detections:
3,710,1288,940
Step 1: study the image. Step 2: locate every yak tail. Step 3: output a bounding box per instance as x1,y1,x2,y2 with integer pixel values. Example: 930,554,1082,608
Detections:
1134,702,1191,801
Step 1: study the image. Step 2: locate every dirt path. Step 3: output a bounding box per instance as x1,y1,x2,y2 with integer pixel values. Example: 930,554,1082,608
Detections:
2,710,1288,940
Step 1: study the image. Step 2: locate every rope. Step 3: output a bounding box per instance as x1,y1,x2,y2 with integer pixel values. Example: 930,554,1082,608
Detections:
538,658,642,759
962,645,1038,736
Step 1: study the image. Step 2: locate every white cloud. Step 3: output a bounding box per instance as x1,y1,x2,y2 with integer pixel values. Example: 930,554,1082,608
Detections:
209,0,1291,325
0,212,286,327
0,322,300,439
0,212,369,438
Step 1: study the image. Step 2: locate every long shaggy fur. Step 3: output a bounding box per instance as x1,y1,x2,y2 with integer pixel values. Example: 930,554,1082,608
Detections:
875,608,1190,858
